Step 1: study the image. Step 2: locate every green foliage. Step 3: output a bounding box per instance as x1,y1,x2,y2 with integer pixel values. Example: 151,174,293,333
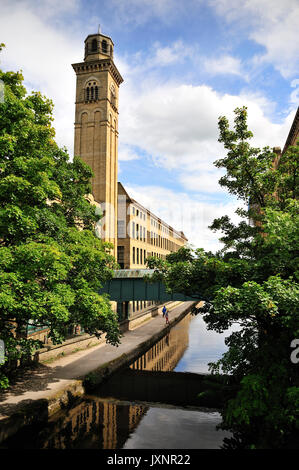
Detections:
0,55,121,388
146,107,299,448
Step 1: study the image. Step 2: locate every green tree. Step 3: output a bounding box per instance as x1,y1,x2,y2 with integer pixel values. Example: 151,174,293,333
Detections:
0,53,121,389
147,107,299,448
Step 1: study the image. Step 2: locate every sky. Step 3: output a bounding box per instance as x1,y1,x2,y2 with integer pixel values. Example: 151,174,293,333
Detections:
0,0,298,251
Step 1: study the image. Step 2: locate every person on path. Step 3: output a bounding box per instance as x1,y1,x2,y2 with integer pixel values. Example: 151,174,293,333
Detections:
162,305,167,318
165,309,169,325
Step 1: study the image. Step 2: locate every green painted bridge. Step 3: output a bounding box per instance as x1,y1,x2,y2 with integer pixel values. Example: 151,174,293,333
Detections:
99,269,198,302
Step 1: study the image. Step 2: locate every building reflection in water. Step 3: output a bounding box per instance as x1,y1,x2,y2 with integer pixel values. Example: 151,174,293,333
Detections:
24,399,147,449
3,314,192,449
130,313,191,372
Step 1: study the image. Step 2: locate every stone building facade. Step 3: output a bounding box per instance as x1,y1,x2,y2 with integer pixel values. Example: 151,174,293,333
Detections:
117,183,187,270
72,31,187,265
72,32,123,258
70,31,188,329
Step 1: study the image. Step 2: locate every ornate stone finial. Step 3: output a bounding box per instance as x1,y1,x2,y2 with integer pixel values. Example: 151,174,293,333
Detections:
98,24,101,35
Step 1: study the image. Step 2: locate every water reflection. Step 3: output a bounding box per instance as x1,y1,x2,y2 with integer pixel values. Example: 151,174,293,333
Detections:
2,312,236,449
130,314,191,372
2,399,149,449
174,313,240,373
123,407,229,449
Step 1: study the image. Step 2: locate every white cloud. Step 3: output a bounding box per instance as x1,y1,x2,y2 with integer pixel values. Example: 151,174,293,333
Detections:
125,184,241,252
151,41,194,67
208,0,299,79
118,144,140,161
180,170,226,194
290,79,299,104
31,0,80,18
109,0,186,26
119,78,295,195
203,55,246,79
115,39,195,82
0,0,81,156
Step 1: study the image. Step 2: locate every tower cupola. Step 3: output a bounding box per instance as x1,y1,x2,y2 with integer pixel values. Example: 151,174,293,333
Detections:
84,33,114,61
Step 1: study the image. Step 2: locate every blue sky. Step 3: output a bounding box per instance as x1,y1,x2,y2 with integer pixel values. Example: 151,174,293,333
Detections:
0,0,298,250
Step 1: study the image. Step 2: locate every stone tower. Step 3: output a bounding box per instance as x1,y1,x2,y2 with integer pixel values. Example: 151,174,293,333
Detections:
72,32,123,255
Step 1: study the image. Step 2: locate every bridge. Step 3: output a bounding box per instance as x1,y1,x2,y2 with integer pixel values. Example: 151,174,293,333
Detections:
99,269,198,302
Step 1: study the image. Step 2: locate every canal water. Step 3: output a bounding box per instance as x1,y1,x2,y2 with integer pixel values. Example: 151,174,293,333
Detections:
2,312,238,449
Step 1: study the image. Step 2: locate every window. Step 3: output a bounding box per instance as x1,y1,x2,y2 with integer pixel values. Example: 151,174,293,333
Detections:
132,247,135,264
102,40,108,53
117,220,125,238
91,38,97,51
143,227,146,241
136,224,139,240
117,246,124,269
140,249,143,265
137,248,139,264
144,249,146,264
85,81,98,102
132,221,135,239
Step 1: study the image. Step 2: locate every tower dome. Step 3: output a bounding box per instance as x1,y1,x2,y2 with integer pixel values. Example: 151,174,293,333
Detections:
84,33,114,61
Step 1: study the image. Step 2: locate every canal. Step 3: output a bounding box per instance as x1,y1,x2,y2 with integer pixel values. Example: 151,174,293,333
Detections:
1,311,238,449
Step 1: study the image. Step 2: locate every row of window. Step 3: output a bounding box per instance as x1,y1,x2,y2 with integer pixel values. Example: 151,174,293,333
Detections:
130,335,172,372
132,206,146,220
129,207,178,240
151,218,159,229
118,244,172,268
132,247,147,265
132,222,146,241
132,247,168,265
150,233,180,252
150,219,168,234
131,224,180,252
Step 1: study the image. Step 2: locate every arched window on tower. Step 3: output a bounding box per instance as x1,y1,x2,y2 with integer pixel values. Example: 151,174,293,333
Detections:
102,40,108,54
91,38,97,52
110,85,116,108
84,80,99,102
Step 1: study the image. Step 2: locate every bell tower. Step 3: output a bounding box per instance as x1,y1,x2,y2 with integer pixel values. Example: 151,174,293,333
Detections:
72,31,123,255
